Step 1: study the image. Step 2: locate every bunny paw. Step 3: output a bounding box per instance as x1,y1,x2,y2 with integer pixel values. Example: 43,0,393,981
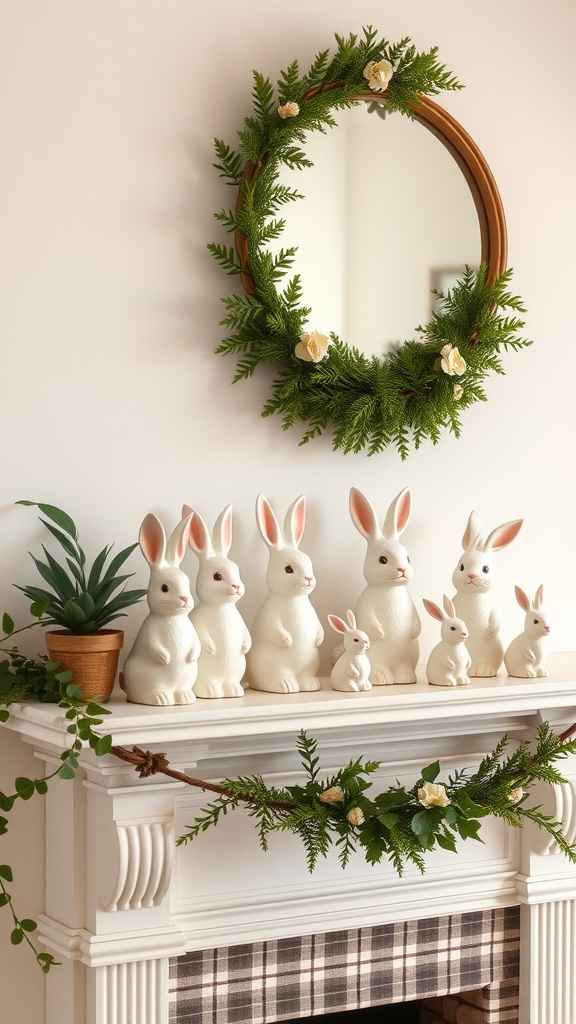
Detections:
471,663,497,677
173,688,196,704
222,681,245,697
298,675,321,691
370,669,395,686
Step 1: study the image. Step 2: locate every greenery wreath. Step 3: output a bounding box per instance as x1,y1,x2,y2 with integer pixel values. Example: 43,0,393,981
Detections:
210,27,531,458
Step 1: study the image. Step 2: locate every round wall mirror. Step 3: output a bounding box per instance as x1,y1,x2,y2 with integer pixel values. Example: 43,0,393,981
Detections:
211,31,527,457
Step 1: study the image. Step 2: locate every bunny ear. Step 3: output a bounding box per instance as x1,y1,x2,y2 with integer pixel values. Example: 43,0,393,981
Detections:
534,584,544,610
165,512,194,567
442,595,455,617
139,513,167,567
213,505,233,556
284,496,306,548
383,487,411,539
187,509,212,558
328,614,347,635
346,609,357,629
484,519,523,552
256,495,282,549
462,511,483,551
514,585,531,612
349,487,380,540
423,598,444,622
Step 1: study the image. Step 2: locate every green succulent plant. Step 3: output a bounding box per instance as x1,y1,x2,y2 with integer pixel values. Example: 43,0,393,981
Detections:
15,501,147,635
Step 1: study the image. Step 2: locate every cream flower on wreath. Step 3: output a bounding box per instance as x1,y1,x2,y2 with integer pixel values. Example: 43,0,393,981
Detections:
295,329,330,363
440,343,467,377
347,807,365,827
278,101,300,119
453,384,464,401
319,786,344,804
417,782,451,809
363,58,394,92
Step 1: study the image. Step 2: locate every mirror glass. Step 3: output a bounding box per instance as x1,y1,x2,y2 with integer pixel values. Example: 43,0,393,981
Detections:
272,104,481,358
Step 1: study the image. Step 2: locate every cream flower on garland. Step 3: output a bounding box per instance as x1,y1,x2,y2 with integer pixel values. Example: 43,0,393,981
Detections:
440,343,466,377
278,101,300,119
295,329,330,363
453,384,464,400
319,786,344,804
418,782,451,808
347,807,365,826
363,58,394,92
508,787,525,804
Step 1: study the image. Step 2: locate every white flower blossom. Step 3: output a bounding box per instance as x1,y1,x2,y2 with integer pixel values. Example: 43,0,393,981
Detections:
319,786,344,804
440,343,467,377
418,782,451,808
347,806,365,826
295,329,330,363
278,101,300,119
453,383,464,400
363,58,394,93
508,787,525,804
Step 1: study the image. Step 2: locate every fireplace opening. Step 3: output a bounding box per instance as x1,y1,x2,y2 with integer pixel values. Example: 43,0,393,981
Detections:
288,1000,421,1023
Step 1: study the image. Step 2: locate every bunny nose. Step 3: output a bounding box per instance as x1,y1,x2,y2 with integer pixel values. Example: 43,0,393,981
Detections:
544,626,550,633
179,595,188,605
304,576,313,584
467,573,477,580
231,583,240,592
397,567,407,576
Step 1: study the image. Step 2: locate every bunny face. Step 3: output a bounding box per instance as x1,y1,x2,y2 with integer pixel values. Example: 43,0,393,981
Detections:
267,547,316,597
196,554,245,605
440,616,469,646
349,487,414,588
147,566,194,615
452,511,523,595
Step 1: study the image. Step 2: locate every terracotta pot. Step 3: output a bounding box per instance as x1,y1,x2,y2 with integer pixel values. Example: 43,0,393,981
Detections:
45,629,124,703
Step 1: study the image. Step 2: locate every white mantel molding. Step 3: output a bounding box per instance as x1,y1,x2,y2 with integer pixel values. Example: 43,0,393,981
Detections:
2,651,576,1024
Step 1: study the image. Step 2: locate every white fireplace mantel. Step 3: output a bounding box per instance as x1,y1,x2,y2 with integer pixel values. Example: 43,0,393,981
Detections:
3,652,576,1024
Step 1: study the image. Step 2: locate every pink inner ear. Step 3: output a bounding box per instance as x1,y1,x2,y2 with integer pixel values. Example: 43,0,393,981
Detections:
423,599,443,622
350,489,376,536
189,514,207,553
292,498,306,544
490,520,523,551
221,507,233,551
328,615,344,634
395,489,412,534
140,514,165,565
258,499,280,546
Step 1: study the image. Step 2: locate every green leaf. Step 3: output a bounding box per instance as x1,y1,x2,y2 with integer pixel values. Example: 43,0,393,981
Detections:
17,501,78,540
420,760,441,784
0,892,10,906
30,599,51,618
62,599,88,627
58,764,76,780
456,818,484,841
11,928,24,945
15,777,35,800
20,918,37,932
2,613,14,635
35,779,48,795
95,735,113,756
0,793,15,812
0,709,9,723
0,864,14,882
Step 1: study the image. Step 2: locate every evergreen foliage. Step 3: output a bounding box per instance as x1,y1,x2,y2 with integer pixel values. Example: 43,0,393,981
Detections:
210,28,530,456
178,726,576,875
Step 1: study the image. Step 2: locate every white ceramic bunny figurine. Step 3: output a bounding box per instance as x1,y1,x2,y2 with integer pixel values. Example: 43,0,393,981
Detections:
504,585,550,678
423,595,472,687
452,511,523,677
245,495,324,693
120,512,200,705
349,487,420,685
328,610,372,693
183,502,251,699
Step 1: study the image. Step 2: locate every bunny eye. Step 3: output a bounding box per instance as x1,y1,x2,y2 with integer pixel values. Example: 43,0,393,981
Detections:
161,584,169,593
482,565,489,573
460,563,464,571
284,564,294,574
534,618,539,624
450,625,456,631
379,555,388,564
353,637,359,643
213,572,223,581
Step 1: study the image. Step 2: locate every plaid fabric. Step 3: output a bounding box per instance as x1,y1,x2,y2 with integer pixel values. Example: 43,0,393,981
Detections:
168,906,520,1024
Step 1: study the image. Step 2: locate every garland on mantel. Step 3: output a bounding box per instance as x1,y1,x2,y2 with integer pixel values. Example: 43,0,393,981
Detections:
112,722,576,876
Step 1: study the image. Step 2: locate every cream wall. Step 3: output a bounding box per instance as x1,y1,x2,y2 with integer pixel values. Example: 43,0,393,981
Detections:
1,1,575,1019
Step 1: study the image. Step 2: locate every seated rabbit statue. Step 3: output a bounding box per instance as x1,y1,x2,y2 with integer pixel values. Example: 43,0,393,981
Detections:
452,511,523,677
183,502,251,699
504,584,550,678
120,511,200,706
328,610,372,692
245,495,324,693
423,595,471,687
349,487,421,685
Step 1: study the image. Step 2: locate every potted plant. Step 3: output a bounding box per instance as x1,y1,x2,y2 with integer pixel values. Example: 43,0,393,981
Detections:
15,501,147,701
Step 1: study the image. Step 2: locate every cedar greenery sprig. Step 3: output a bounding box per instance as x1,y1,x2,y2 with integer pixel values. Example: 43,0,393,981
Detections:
176,726,576,875
0,607,113,971
210,27,531,457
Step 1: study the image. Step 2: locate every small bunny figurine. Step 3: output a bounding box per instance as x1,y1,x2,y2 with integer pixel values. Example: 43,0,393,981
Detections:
423,595,472,687
120,512,201,706
245,495,324,693
183,503,251,699
452,511,523,677
504,585,550,678
349,487,421,685
328,610,372,692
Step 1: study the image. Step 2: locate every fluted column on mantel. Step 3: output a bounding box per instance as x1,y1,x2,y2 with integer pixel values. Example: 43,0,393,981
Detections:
516,712,576,1024
36,750,187,1024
